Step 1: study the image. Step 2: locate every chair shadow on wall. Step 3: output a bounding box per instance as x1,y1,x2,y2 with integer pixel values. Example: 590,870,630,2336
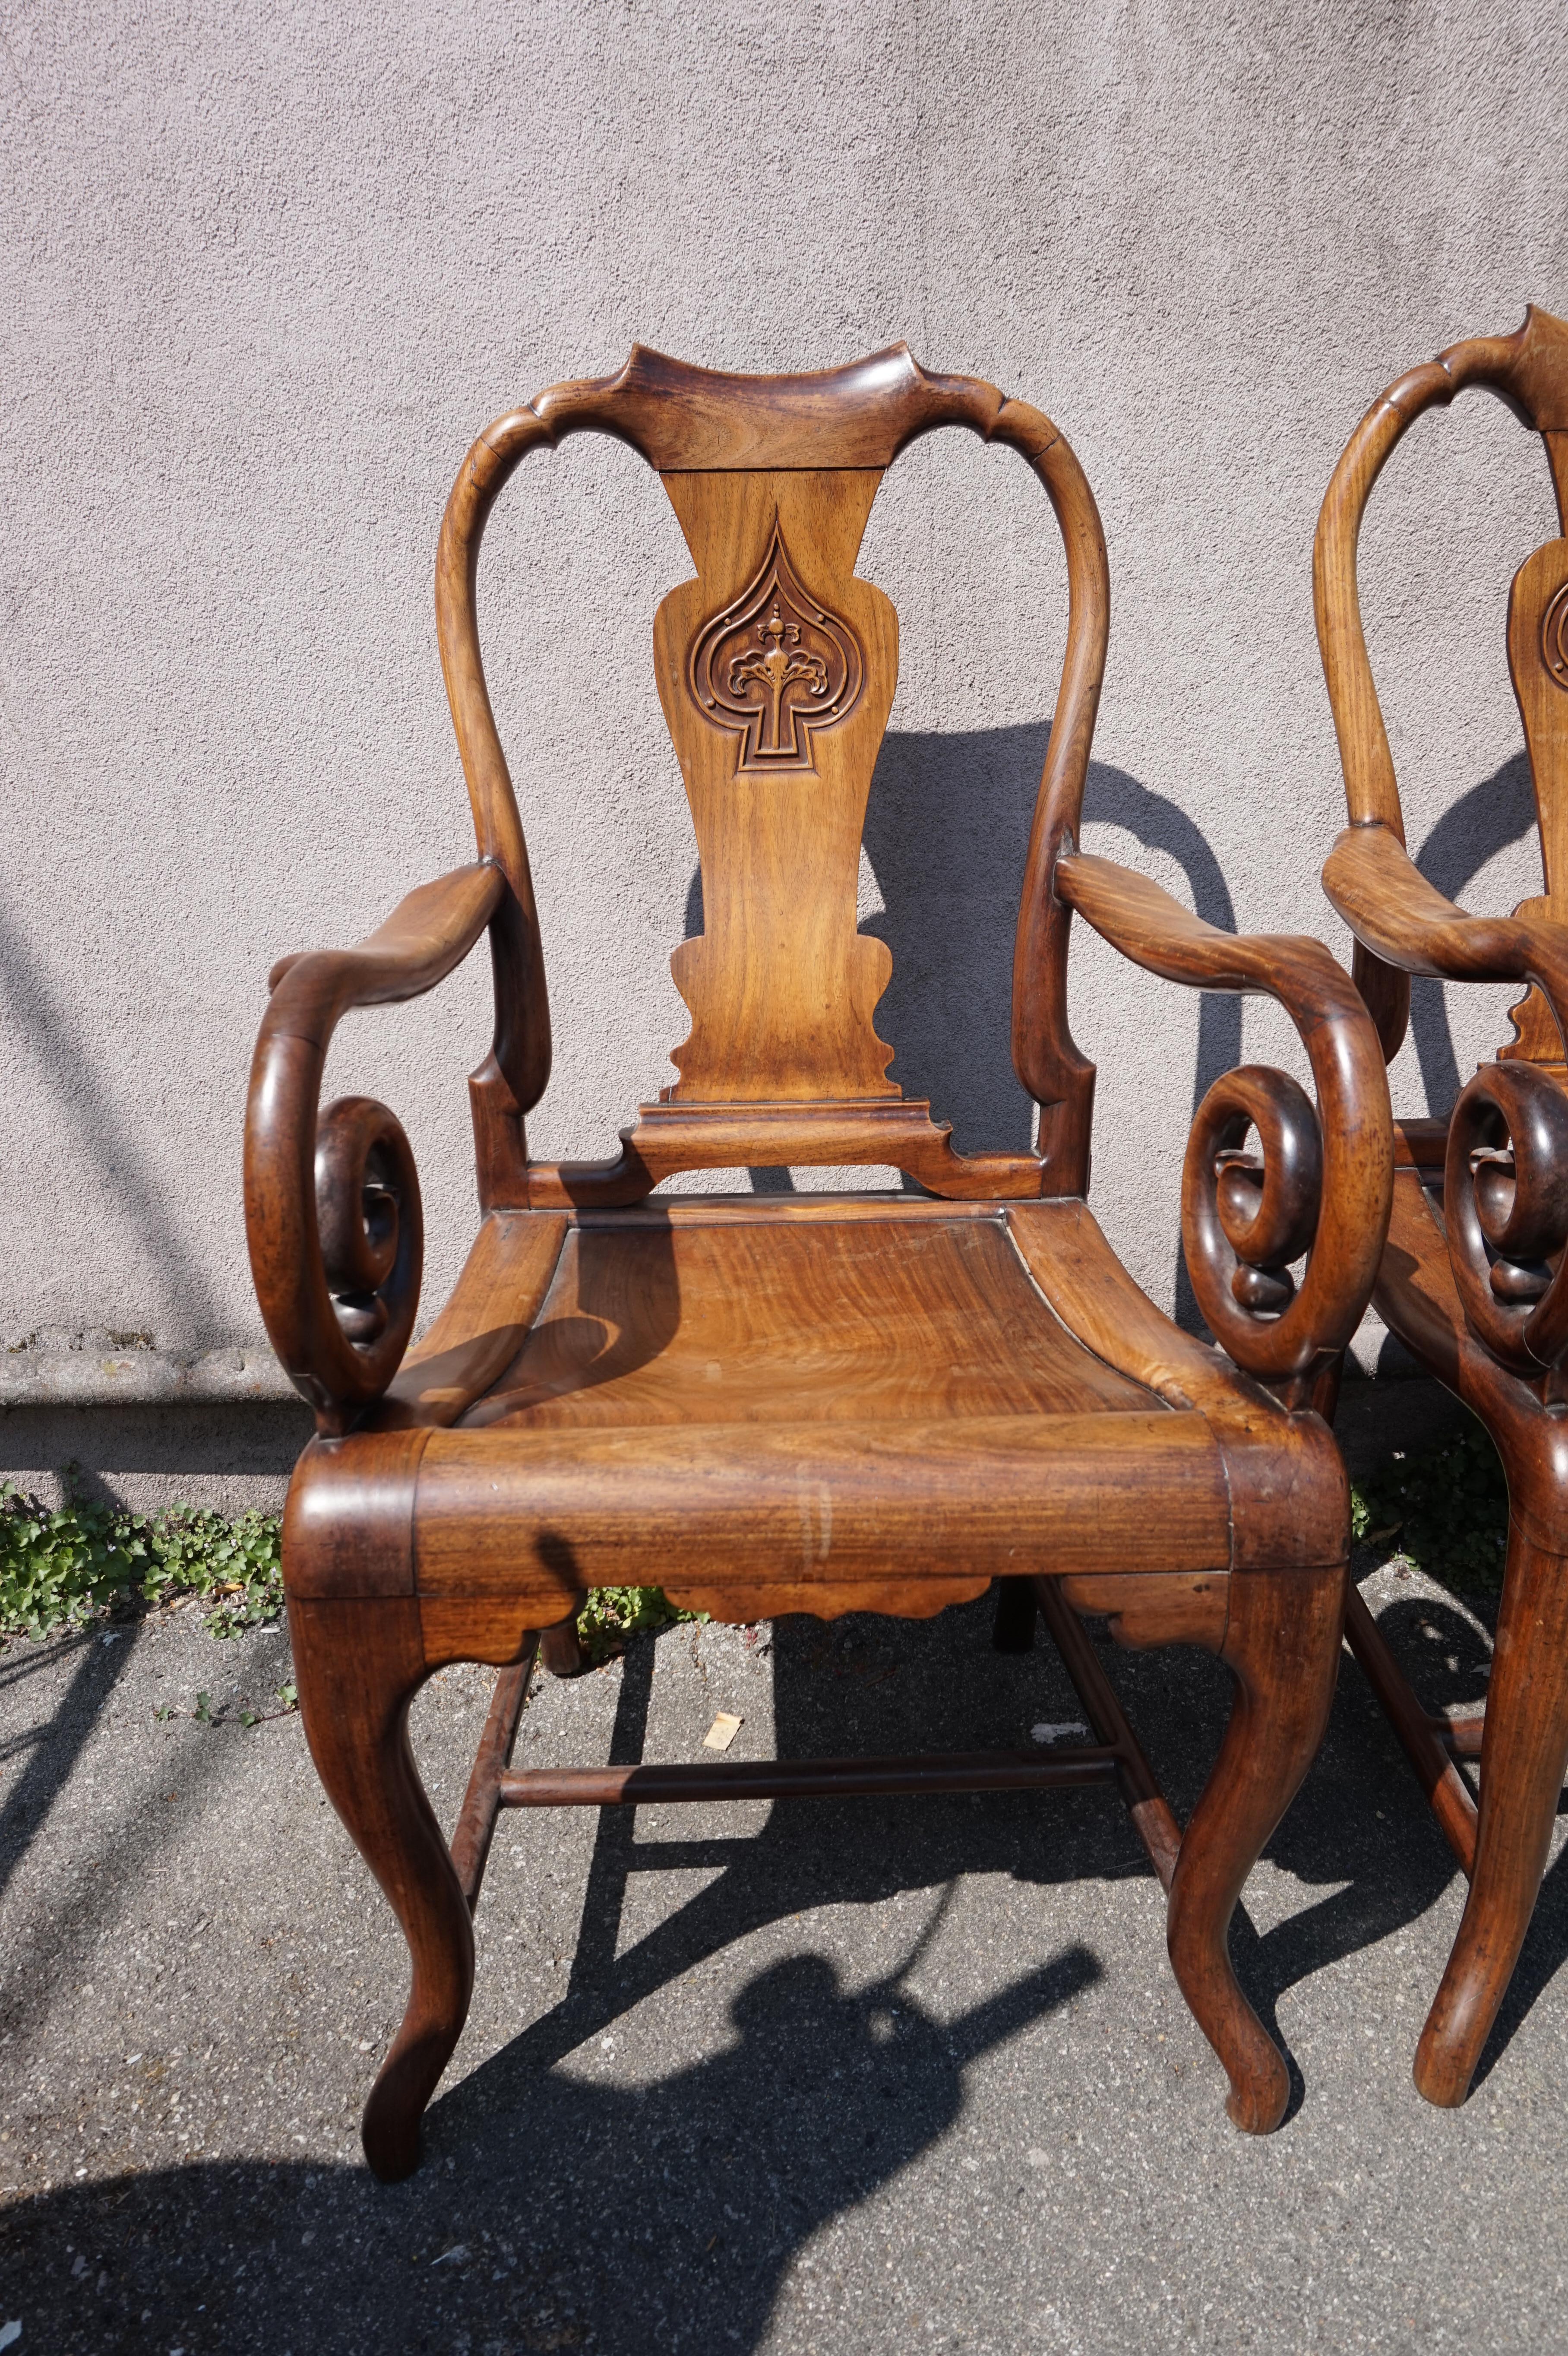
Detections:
685,722,1242,1321
1402,749,1540,1113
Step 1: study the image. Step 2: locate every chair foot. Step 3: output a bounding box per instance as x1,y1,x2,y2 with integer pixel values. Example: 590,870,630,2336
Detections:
1167,1564,1345,2133
289,1596,474,2181
1413,1524,1568,2108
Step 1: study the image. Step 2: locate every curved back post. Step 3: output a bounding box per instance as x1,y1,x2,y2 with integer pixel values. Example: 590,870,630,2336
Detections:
1313,304,1568,1058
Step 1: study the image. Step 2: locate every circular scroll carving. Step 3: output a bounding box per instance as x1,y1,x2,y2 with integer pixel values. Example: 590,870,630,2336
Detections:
1183,1065,1323,1348
1444,1061,1568,1374
315,1095,423,1378
1543,580,1568,693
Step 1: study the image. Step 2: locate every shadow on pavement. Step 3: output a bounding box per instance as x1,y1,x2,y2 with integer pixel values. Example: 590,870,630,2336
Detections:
1,1937,1099,2354
9,1578,1564,2355
465,1592,1495,2121
0,1625,145,1914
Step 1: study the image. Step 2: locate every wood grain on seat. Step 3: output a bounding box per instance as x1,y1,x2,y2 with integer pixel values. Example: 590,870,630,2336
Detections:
462,1211,1154,1431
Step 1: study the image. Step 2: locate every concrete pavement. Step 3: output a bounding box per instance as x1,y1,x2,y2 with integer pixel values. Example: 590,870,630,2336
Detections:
2,1499,1565,2353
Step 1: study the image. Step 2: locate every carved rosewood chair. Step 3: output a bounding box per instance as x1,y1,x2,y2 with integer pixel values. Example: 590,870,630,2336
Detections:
246,345,1391,2180
1318,303,1568,2106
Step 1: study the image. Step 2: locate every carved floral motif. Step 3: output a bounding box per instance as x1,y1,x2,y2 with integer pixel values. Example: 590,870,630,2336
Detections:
688,521,864,772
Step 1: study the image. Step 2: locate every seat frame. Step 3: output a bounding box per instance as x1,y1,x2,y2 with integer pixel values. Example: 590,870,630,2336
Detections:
247,346,1390,2178
1318,301,1568,2106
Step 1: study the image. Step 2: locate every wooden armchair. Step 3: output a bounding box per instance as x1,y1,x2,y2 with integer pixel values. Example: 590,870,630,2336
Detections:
245,345,1391,2180
1317,303,1568,2106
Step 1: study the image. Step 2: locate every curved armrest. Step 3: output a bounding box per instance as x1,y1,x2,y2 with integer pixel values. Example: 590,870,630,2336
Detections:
1324,820,1568,1015
1056,849,1392,1391
246,861,506,1433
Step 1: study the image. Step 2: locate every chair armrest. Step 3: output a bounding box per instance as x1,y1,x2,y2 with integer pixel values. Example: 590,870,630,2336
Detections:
245,861,506,1433
1324,819,1568,1012
1056,849,1392,1394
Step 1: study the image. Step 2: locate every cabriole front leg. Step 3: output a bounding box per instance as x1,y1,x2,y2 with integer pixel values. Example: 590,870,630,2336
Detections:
1167,1564,1346,2131
288,1595,474,2181
1414,1525,1568,2107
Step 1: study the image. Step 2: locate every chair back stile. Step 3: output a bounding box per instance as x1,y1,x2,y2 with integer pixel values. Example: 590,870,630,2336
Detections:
431,345,1109,1211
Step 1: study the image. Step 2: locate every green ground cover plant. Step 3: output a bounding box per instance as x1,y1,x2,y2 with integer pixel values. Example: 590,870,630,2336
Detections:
0,1481,286,1640
575,1583,705,1664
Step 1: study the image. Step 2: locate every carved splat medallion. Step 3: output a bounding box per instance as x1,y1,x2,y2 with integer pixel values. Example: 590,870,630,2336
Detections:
688,522,864,773
1543,580,1568,692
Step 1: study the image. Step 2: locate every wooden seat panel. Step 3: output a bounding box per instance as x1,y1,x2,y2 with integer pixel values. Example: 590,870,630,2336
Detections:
462,1211,1155,1432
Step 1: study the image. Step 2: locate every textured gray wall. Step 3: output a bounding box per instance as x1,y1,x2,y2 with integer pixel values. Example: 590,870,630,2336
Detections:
2,0,1564,1383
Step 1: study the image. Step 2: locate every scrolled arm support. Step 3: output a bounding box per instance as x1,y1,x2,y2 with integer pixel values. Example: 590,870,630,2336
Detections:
1186,1066,1323,1323
244,861,506,1434
1445,1062,1568,1391
1056,850,1392,1390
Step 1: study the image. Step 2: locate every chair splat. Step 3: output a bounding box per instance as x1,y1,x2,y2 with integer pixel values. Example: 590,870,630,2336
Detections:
654,466,898,1105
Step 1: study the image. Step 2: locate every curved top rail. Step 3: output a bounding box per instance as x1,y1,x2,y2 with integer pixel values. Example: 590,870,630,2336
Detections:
531,342,1007,471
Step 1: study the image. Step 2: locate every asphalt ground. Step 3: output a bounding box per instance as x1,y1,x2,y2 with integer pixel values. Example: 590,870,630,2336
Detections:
2,1386,1565,2355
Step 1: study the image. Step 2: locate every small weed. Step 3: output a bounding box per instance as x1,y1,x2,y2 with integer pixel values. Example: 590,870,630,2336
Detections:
152,1678,301,1732
1351,1416,1510,1590
574,1585,705,1666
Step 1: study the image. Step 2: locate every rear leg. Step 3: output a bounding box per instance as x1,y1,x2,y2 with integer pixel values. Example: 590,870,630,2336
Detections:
1414,1525,1568,2106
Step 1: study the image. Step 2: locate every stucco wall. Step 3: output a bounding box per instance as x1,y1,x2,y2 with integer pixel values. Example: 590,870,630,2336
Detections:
2,0,1564,1395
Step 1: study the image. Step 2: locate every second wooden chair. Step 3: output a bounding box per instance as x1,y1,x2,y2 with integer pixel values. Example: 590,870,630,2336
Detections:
1317,302,1568,2105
